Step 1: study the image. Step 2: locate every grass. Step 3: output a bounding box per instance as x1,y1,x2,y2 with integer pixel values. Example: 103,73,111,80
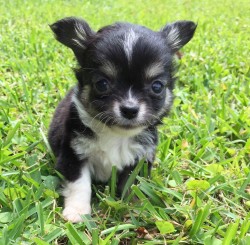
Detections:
0,0,250,244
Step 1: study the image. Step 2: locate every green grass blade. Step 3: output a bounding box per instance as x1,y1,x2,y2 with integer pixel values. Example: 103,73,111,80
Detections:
36,202,45,236
131,185,161,218
121,159,145,200
222,220,239,245
33,238,50,245
110,166,117,198
110,238,120,245
189,203,211,238
239,215,250,239
81,214,97,232
43,228,64,243
3,121,21,147
8,213,26,240
92,228,99,245
65,222,88,245
101,224,136,236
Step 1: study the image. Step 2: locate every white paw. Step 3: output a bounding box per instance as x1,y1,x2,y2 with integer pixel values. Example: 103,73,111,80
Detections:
62,205,91,223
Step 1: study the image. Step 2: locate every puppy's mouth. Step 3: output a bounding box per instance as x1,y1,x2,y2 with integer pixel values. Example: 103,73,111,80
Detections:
93,104,150,131
87,100,157,131
95,113,147,129
113,119,146,129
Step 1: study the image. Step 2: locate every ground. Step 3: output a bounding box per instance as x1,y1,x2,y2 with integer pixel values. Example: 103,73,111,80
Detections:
0,0,250,244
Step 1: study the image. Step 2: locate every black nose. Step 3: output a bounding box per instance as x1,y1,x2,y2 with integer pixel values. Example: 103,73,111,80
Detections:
120,106,139,119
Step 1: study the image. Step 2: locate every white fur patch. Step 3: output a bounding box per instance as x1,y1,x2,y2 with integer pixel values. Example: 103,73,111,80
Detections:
75,22,87,41
123,29,139,62
113,88,147,123
158,88,173,117
72,22,87,49
71,94,154,182
138,103,146,122
80,85,90,104
127,87,138,105
145,62,165,79
72,38,85,49
71,124,154,182
71,130,151,182
62,165,92,223
99,61,118,78
167,26,181,50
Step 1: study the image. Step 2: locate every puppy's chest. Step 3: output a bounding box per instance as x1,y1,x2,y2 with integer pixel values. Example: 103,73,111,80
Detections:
71,132,153,182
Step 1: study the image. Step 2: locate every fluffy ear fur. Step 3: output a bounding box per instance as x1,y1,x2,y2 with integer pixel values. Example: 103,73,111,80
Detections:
162,21,197,53
50,17,94,54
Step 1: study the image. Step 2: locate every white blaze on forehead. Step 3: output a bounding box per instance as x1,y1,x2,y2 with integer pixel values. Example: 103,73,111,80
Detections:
145,62,165,79
123,29,139,62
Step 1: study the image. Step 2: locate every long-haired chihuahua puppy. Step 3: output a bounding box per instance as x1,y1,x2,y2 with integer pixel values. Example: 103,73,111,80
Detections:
48,17,196,223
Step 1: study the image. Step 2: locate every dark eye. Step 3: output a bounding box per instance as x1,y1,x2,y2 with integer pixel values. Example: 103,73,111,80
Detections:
151,80,164,94
94,79,110,93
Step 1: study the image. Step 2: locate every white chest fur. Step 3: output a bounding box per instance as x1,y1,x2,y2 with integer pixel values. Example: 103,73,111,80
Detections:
71,94,155,182
71,129,154,182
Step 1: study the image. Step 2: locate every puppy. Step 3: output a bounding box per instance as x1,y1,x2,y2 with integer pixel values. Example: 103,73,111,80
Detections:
48,17,196,223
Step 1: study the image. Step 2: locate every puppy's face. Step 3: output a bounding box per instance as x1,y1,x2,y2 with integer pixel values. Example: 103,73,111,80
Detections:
51,18,196,130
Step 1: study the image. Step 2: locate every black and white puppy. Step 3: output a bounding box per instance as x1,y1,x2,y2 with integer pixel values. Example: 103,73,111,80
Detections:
48,17,196,223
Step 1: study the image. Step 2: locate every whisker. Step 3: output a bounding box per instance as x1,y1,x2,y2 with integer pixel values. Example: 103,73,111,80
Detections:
147,113,164,124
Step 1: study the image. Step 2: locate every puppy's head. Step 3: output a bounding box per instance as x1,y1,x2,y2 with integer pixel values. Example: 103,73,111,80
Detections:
50,17,196,132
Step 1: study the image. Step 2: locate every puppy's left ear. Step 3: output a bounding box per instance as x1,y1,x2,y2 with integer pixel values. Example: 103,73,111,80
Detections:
161,21,197,53
50,17,94,61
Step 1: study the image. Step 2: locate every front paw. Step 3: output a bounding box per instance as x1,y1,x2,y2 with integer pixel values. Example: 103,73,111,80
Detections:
62,205,91,223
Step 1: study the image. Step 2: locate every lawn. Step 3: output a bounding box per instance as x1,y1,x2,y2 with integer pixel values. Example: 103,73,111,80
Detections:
0,0,250,244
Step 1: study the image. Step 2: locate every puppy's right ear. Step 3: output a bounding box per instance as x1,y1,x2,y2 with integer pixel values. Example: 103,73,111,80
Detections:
50,17,94,54
161,21,197,53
